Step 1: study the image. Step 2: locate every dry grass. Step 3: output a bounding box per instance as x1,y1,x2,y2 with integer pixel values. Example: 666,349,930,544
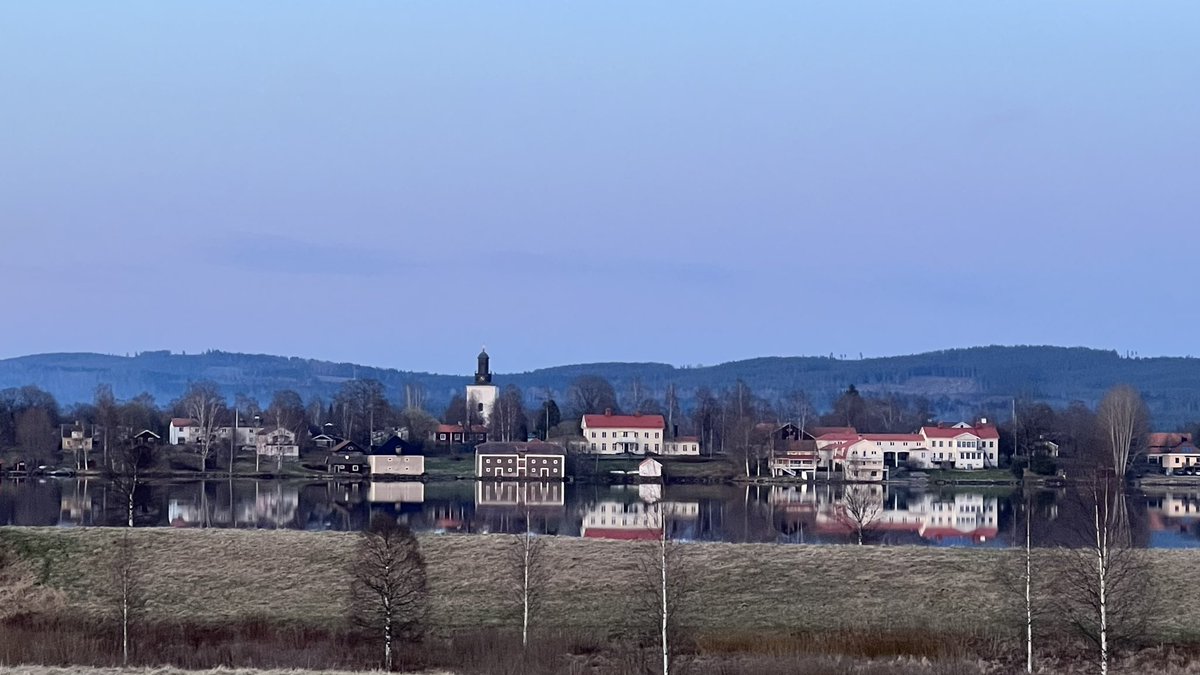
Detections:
2,527,1200,649
0,662,446,667
0,669,445,675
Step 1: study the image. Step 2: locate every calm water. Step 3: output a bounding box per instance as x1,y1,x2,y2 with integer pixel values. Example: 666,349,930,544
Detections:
2,477,1199,548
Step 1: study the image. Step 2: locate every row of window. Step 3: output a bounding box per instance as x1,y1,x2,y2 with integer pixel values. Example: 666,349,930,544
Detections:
589,430,662,439
590,443,661,452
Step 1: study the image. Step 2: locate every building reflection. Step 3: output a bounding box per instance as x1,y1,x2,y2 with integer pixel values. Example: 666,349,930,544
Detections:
2,476,1189,548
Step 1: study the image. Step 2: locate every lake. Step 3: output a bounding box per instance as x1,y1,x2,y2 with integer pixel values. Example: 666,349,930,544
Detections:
2,477,1199,548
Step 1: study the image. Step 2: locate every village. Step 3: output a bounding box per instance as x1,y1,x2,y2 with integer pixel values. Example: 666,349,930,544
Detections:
22,350,1200,488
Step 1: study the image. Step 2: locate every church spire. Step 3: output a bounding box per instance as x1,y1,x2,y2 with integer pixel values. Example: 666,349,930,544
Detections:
475,347,492,384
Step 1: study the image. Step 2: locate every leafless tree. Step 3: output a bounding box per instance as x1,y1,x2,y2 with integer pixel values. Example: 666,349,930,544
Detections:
507,510,549,649
1096,385,1148,477
491,385,527,443
350,514,429,671
181,381,224,472
404,382,426,412
838,484,883,545
568,375,619,417
105,530,145,665
633,508,695,675
1055,476,1155,674
107,443,158,527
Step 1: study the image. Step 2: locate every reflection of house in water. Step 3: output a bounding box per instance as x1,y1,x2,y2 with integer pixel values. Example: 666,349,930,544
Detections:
580,500,700,540
59,480,100,525
239,483,299,527
367,481,425,504
1146,491,1200,538
476,481,564,507
808,488,999,544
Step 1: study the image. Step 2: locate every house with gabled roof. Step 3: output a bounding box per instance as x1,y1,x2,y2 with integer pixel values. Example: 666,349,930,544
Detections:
581,409,666,455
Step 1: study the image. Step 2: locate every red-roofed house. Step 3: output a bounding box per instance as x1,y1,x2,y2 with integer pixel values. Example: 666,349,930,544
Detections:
581,409,666,454
916,421,1000,469
169,418,198,445
432,423,489,446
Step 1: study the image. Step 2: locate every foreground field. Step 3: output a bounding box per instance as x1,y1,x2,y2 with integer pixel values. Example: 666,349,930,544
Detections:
2,528,1199,673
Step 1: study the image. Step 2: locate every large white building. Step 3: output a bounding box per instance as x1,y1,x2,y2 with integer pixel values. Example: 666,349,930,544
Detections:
581,410,667,455
810,421,1002,476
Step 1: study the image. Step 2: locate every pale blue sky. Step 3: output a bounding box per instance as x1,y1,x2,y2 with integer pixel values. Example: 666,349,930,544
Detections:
1,2,1198,374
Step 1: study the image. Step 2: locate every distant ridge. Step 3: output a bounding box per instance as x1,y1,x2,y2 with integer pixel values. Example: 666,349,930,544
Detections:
2,346,1199,426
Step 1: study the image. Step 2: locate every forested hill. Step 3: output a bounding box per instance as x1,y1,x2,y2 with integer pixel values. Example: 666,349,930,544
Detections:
2,347,1199,426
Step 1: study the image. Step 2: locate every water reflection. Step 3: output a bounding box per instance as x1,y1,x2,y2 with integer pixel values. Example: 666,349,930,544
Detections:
2,476,1198,548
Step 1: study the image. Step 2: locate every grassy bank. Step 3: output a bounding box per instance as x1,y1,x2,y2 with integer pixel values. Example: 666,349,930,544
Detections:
2,528,1200,673
0,528,1196,640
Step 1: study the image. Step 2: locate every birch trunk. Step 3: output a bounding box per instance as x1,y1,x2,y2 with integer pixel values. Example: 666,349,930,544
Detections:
660,527,669,675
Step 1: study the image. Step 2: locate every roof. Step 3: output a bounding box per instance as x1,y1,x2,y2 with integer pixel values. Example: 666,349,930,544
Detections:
133,429,161,439
171,418,196,428
1165,442,1200,456
373,435,420,456
329,440,365,454
582,412,665,430
921,424,999,440
1149,432,1193,450
256,426,294,437
816,431,860,442
640,457,663,467
476,441,565,456
810,426,857,437
436,424,488,434
861,434,925,442
326,453,368,464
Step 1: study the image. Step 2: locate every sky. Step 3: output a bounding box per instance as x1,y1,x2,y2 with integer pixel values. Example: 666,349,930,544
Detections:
1,2,1198,375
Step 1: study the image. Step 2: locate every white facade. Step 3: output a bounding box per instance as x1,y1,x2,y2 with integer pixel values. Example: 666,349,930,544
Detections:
465,384,499,424
256,427,299,458
169,419,202,445
639,458,663,478
662,438,701,456
581,413,666,455
368,454,425,476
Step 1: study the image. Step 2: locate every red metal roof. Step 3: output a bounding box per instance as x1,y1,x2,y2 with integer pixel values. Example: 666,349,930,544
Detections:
861,434,924,442
921,425,999,440
582,413,665,430
436,424,487,434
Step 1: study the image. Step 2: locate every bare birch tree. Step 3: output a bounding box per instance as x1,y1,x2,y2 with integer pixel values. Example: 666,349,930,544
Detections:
182,381,224,472
507,509,549,649
1056,476,1154,674
838,484,883,545
106,442,158,527
633,508,695,675
106,530,145,665
1097,385,1148,478
350,514,428,671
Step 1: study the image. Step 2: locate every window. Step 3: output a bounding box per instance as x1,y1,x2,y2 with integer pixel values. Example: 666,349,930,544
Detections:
602,443,607,451
590,432,596,438
602,432,607,438
655,432,660,438
591,443,596,451
655,444,660,451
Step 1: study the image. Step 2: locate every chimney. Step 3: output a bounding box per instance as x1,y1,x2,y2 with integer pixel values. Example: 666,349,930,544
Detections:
604,408,612,416
979,417,988,426
634,411,642,417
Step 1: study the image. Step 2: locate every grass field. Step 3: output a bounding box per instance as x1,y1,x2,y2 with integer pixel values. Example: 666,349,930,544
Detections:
4,528,1200,673
0,527,1196,642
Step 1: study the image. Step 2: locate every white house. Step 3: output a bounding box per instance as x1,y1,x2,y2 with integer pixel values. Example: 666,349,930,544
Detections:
639,458,663,478
169,418,195,445
916,422,1000,469
580,410,666,455
256,427,299,459
662,436,701,456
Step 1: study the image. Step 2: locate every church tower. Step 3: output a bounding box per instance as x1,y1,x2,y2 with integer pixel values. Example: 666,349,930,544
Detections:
465,347,499,425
